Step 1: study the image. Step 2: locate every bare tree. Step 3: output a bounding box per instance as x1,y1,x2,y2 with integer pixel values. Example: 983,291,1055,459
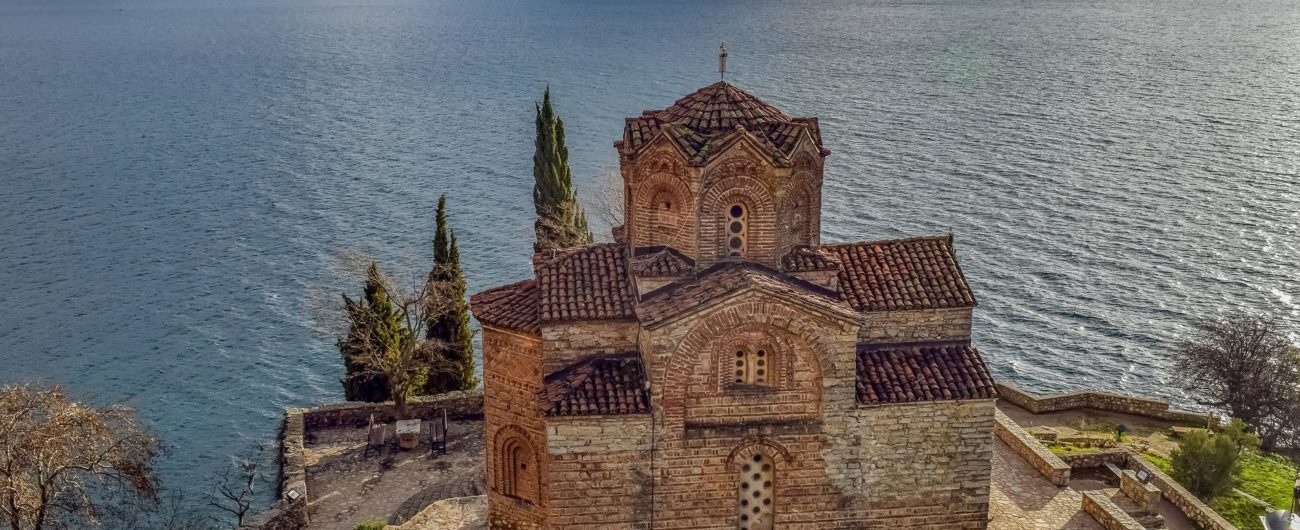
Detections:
208,444,268,528
585,166,625,239
1176,312,1300,449
338,256,461,418
0,384,160,530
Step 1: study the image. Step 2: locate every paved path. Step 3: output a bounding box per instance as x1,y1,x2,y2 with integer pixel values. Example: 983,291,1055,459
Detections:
989,439,1103,530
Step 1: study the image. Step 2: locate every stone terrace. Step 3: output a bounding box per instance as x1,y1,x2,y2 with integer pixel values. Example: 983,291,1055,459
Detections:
302,419,484,530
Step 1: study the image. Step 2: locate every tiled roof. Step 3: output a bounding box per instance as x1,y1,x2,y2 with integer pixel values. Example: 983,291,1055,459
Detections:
636,261,855,329
781,245,842,272
468,280,539,334
621,82,823,166
535,243,637,323
539,353,651,417
656,82,791,131
632,246,694,277
826,237,977,312
856,341,997,405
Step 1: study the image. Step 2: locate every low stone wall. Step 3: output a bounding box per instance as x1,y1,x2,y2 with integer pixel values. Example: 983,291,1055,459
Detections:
241,498,307,530
1120,470,1161,512
1082,491,1144,530
245,409,308,529
996,382,1216,426
1058,449,1129,470
246,391,485,529
1127,454,1235,530
302,390,484,430
993,409,1070,486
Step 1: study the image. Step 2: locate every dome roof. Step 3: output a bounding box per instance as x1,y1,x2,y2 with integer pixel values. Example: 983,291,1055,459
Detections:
655,82,791,132
620,82,824,166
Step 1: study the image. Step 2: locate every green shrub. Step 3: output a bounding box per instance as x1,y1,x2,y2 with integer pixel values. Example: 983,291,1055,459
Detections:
1171,430,1240,498
354,520,387,530
1220,418,1262,453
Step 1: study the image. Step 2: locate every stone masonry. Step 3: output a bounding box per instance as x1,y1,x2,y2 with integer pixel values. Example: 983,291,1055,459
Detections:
470,81,1000,529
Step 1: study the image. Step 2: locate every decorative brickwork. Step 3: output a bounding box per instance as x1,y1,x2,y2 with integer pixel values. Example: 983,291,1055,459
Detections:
471,81,998,529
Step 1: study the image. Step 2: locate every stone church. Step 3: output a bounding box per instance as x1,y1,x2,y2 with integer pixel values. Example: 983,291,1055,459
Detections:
470,81,999,529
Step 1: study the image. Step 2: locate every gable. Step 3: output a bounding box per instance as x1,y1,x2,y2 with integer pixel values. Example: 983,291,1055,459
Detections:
636,261,857,330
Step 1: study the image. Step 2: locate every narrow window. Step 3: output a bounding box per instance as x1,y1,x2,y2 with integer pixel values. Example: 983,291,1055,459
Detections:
738,453,775,529
726,203,748,256
733,347,770,385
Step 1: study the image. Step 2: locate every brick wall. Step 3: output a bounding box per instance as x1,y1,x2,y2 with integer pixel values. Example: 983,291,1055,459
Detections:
1081,491,1144,530
482,326,547,528
541,320,639,375
858,308,973,343
545,416,653,529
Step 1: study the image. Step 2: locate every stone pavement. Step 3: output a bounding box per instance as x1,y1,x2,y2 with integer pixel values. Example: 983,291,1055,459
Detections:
989,439,1102,530
302,419,485,530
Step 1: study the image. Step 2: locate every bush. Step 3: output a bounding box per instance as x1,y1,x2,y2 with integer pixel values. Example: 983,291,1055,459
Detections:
1221,418,1262,453
1171,430,1240,498
354,520,387,530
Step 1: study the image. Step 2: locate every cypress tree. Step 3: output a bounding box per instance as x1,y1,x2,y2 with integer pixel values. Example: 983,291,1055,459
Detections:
533,87,594,252
424,195,478,394
339,262,398,402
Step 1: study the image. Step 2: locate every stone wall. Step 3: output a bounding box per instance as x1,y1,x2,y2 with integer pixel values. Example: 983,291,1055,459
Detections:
857,308,972,343
545,415,653,528
1081,491,1144,530
993,409,1070,486
996,382,1216,426
300,390,484,430
831,399,998,528
241,498,308,530
1120,470,1160,512
540,320,638,375
1058,449,1129,470
1127,454,1235,530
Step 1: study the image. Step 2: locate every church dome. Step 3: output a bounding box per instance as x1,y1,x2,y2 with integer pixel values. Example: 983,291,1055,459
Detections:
655,82,792,133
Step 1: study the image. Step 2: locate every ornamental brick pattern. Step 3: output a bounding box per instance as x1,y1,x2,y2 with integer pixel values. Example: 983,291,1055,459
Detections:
470,81,998,529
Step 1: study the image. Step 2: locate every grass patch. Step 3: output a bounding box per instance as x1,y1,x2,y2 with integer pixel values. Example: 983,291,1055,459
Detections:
1236,451,1297,509
1209,494,1269,529
354,520,387,530
1048,443,1098,456
1144,451,1296,529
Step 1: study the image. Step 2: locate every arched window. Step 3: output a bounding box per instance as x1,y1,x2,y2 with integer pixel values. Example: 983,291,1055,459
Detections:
738,453,775,529
732,346,770,385
649,189,681,241
726,203,748,257
496,432,539,502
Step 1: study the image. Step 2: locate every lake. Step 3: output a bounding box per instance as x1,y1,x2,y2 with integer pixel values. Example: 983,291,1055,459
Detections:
1,0,1297,506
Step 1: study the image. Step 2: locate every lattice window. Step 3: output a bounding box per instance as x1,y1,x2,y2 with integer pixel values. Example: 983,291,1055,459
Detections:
738,453,775,529
732,346,770,385
726,203,748,256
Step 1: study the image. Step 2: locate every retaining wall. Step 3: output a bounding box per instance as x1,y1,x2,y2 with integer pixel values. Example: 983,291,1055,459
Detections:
993,409,1071,486
1081,491,1144,530
246,391,485,529
996,382,1216,426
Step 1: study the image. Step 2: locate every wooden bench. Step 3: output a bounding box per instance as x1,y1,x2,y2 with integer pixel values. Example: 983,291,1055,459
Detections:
428,409,448,456
364,414,387,458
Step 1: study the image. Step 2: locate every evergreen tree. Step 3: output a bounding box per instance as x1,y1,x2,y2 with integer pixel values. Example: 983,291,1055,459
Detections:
424,195,478,394
338,262,398,402
533,87,594,252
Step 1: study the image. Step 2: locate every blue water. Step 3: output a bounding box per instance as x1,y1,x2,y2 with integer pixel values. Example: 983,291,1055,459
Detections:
2,0,1297,505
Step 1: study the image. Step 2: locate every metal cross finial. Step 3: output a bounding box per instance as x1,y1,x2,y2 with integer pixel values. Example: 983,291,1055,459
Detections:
719,43,728,81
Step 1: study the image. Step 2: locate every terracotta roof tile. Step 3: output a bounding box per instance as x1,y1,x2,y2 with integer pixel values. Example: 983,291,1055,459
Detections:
535,243,637,323
469,280,539,334
781,245,842,272
636,261,854,329
856,341,997,405
539,353,650,417
621,82,822,166
826,237,976,312
632,246,695,277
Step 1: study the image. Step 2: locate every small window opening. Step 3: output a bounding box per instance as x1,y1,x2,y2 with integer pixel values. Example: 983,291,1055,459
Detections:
738,453,775,529
733,347,769,385
726,203,748,256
